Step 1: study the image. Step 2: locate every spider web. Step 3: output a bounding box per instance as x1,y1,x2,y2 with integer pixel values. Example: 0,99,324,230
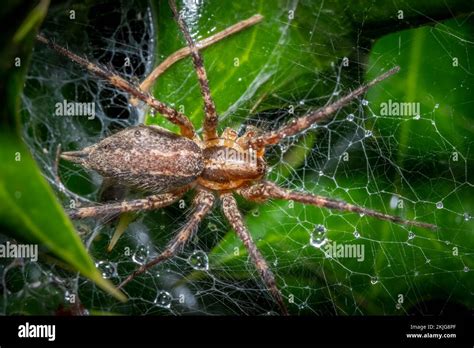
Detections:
9,0,473,315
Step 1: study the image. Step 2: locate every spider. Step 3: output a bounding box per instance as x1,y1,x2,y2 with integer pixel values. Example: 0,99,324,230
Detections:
37,0,436,315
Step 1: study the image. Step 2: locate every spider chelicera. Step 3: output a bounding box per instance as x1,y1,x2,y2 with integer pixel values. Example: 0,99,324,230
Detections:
37,0,436,315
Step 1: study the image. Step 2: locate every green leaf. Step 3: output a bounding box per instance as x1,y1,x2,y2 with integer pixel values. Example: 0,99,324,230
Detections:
0,0,125,302
17,0,473,315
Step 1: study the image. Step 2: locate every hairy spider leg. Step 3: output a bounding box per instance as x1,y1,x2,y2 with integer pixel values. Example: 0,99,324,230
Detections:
117,189,215,289
169,0,219,142
248,67,400,150
67,189,187,219
239,181,437,230
221,192,289,315
131,14,263,105
36,34,196,139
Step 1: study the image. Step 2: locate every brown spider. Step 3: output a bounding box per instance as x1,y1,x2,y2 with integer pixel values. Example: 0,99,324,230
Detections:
37,0,436,315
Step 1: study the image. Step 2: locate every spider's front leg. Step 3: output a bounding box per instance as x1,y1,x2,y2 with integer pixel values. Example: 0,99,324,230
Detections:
221,192,289,315
238,181,436,230
248,67,400,150
169,0,219,141
132,14,263,103
118,189,215,290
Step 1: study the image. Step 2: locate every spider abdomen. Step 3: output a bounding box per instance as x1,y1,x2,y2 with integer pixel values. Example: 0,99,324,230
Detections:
61,125,204,193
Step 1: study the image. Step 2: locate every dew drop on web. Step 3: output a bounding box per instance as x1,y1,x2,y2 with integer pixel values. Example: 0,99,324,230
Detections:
132,245,148,265
188,250,209,271
95,261,116,279
155,290,172,309
310,224,328,248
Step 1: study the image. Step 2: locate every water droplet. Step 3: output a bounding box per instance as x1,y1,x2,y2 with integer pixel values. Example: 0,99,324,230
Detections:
361,99,369,106
463,266,469,272
188,250,209,271
408,232,415,240
434,103,439,109
396,303,402,310
155,290,172,308
132,245,148,265
95,261,116,279
413,114,420,120
346,113,354,121
365,130,373,137
463,213,471,221
310,225,328,248
370,276,378,285
252,208,260,217
318,170,324,176
353,230,360,239
436,201,443,209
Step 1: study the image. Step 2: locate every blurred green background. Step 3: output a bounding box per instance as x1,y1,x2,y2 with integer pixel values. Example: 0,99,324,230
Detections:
0,0,472,315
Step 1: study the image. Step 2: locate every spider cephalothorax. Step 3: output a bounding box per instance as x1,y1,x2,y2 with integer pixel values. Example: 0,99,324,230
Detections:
38,0,436,315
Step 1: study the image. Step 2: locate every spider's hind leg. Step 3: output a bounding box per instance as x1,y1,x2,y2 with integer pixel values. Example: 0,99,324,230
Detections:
117,189,215,290
238,181,437,230
36,34,196,139
67,190,186,219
